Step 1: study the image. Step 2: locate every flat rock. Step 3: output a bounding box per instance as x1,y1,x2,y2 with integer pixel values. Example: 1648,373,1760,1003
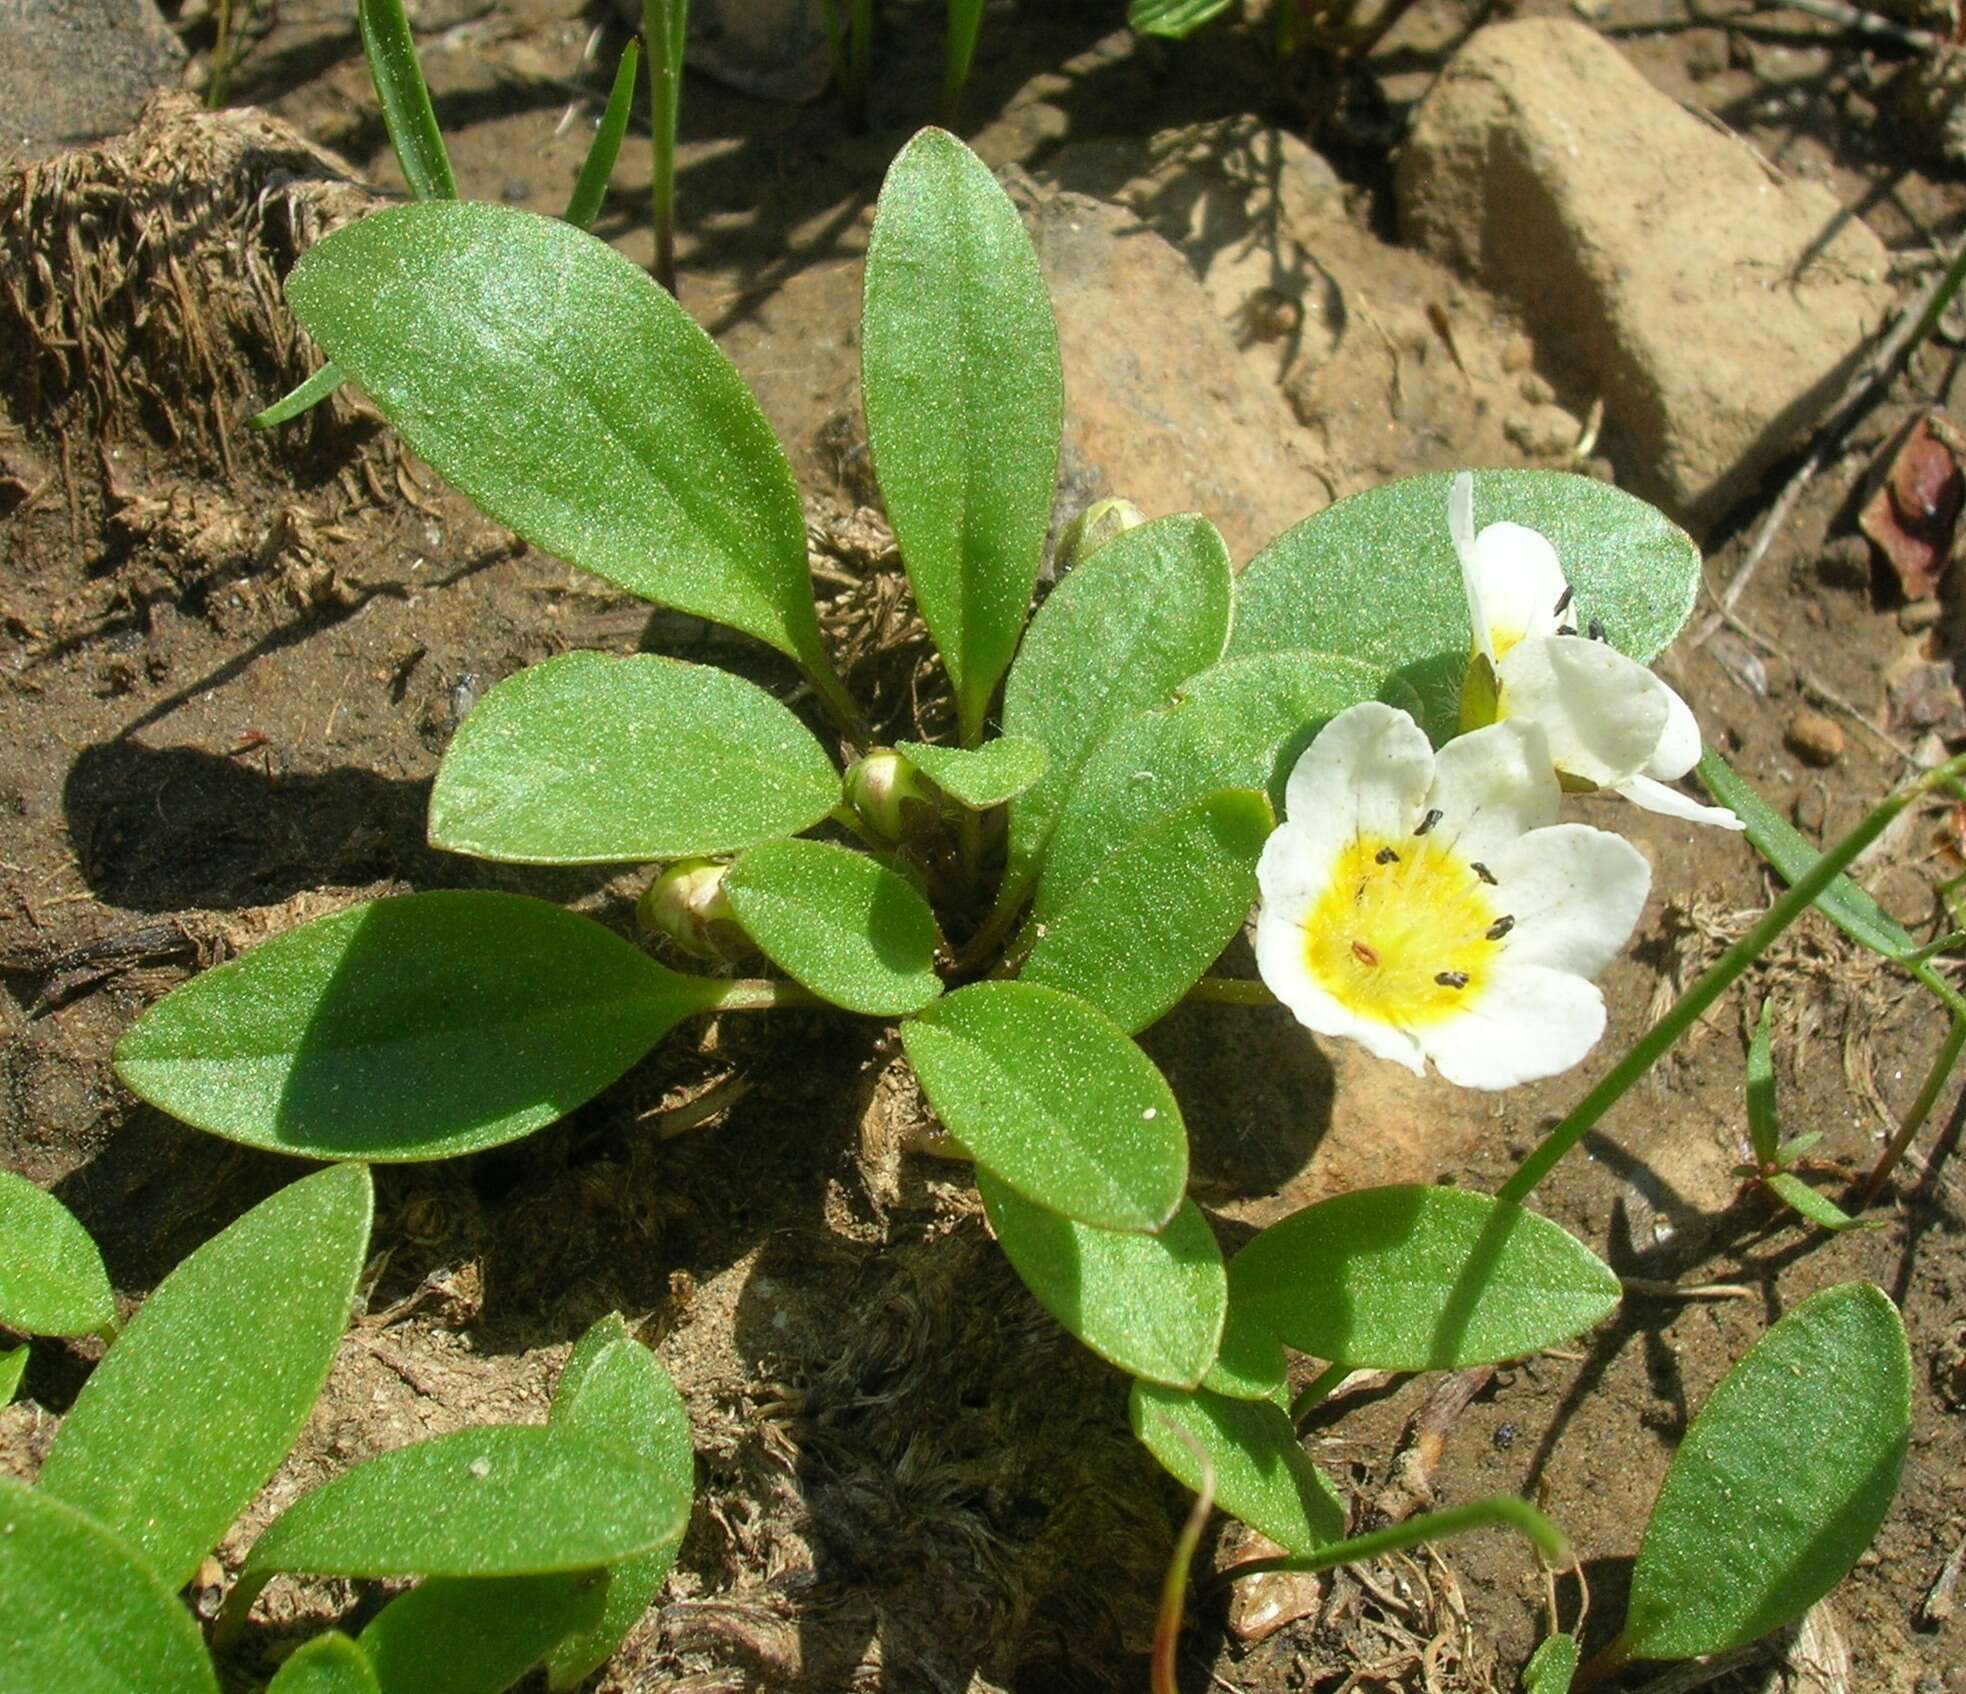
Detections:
1004,171,1330,562
1,0,185,165
1396,17,1894,531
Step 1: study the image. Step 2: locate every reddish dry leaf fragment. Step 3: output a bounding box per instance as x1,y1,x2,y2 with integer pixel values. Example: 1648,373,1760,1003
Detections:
1860,411,1964,602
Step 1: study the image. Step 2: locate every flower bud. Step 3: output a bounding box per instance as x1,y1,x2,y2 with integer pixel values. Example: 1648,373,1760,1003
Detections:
638,858,751,962
844,749,939,843
1055,497,1145,575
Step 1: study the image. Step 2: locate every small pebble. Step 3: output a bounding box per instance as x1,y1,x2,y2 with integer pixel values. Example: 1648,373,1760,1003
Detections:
1785,709,1845,767
501,178,531,204
1518,371,1555,405
1793,786,1827,834
1500,335,1535,373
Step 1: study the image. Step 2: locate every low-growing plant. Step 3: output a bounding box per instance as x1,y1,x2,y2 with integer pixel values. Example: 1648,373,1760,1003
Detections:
0,1164,694,1692
92,91,1950,1686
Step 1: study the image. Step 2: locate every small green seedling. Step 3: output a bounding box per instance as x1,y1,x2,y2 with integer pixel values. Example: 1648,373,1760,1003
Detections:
1733,999,1871,1232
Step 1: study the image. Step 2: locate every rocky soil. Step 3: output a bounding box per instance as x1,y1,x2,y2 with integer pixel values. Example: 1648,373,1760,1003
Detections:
3,1,1966,1690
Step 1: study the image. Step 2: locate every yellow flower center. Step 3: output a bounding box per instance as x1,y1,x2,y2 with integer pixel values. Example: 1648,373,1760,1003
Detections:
1301,834,1501,1028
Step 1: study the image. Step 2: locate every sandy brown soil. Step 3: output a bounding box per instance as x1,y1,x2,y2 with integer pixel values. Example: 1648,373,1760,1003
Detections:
3,1,1965,1690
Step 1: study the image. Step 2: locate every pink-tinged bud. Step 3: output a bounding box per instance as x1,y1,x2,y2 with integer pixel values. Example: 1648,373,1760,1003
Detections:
638,859,752,962
844,749,939,843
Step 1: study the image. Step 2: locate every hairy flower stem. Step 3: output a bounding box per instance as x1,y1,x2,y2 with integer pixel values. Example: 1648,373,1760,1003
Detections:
644,0,689,295
1500,750,1966,1206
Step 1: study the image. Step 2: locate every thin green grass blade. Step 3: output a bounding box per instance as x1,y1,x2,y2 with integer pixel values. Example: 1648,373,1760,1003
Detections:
359,0,458,201
565,39,639,230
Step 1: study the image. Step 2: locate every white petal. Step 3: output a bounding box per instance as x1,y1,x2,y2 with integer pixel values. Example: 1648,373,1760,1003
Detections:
1252,894,1428,1075
1643,682,1704,780
1488,822,1651,979
1613,773,1747,830
1449,472,1494,667
1471,521,1572,651
1496,636,1670,787
1418,965,1608,1090
1281,701,1433,855
1423,718,1561,868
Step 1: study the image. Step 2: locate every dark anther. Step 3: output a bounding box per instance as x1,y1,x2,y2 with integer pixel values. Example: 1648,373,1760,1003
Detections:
1413,808,1443,837
1486,915,1516,940
1471,861,1497,885
1588,616,1608,642
1434,970,1470,989
1352,940,1381,967
1375,846,1400,865
1553,585,1574,616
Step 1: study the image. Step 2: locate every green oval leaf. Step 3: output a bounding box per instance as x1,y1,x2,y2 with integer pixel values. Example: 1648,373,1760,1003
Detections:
863,128,1063,741
1035,650,1383,922
901,981,1186,1232
1228,1186,1621,1371
1003,513,1233,888
239,1425,687,1600
1231,471,1701,738
894,736,1048,810
1200,1301,1290,1404
725,838,942,1015
1522,1634,1578,1694
285,202,825,672
978,1171,1224,1388
1621,1283,1910,1661
428,654,840,865
1128,1382,1345,1556
0,1168,113,1337
1022,787,1271,1034
37,1163,372,1590
545,1315,693,1692
0,1344,25,1404
0,1478,219,1694
361,1573,608,1694
115,893,719,1160
267,1634,381,1694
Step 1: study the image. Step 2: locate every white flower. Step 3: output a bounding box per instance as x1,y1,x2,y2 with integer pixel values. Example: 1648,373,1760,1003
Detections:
1254,702,1652,1090
1450,473,1743,831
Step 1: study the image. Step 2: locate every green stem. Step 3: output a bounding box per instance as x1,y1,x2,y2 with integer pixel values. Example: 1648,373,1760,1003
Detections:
1857,1008,1966,1208
804,651,872,749
645,0,689,295
1289,1358,1349,1423
210,0,237,105
1500,750,1966,1206
955,871,1032,970
1219,1496,1568,1586
1184,975,1277,1008
1273,0,1300,59
705,977,827,1012
829,802,887,852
